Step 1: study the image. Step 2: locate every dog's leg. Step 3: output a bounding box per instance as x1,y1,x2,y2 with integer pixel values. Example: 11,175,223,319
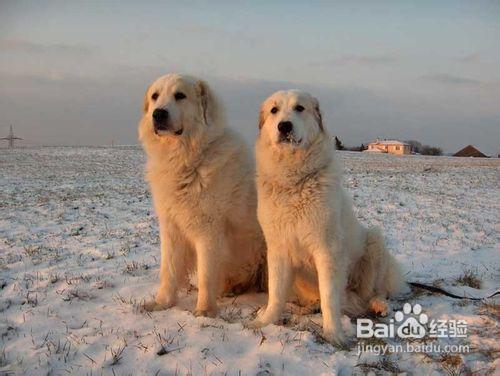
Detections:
156,236,183,307
247,245,292,328
192,234,226,318
313,243,347,346
145,221,189,311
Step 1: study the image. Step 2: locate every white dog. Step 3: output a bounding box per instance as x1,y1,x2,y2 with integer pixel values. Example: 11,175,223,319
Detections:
249,90,408,345
138,74,266,317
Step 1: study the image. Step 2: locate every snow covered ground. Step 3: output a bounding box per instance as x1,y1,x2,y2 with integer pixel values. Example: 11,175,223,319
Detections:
1,147,498,375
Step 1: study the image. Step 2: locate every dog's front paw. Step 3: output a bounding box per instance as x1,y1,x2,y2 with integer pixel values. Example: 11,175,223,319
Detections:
244,310,276,330
142,299,172,312
322,329,352,349
193,308,217,318
244,319,268,330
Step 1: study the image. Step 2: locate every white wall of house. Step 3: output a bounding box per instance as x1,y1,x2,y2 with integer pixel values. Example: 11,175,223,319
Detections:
366,141,411,155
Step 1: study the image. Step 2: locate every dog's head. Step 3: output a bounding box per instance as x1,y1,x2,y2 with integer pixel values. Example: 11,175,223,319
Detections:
258,90,324,149
139,73,221,145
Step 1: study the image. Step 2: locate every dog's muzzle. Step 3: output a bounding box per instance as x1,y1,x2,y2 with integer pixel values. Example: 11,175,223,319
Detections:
277,121,298,144
152,108,170,133
152,109,183,135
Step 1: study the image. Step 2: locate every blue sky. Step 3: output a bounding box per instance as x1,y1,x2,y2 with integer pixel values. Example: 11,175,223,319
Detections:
1,1,499,154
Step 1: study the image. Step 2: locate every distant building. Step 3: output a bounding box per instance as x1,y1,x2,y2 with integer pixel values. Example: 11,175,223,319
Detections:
365,139,411,155
453,145,488,158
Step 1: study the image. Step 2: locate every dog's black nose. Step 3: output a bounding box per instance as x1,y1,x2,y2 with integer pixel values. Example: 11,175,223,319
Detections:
278,121,293,134
152,108,169,129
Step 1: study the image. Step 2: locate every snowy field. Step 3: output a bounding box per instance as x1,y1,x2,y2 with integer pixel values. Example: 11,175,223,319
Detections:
1,147,498,375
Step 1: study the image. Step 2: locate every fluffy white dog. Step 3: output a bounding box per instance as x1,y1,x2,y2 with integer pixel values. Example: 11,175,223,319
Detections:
139,74,266,317
249,90,408,345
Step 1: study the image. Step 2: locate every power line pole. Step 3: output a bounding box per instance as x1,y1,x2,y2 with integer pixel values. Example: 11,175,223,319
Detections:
1,125,23,148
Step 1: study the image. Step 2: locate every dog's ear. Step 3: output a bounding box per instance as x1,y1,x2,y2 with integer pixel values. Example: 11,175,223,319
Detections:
312,97,324,132
258,108,266,131
142,84,152,114
197,80,220,126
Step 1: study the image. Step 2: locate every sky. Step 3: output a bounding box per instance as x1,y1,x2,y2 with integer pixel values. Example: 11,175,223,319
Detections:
1,1,499,154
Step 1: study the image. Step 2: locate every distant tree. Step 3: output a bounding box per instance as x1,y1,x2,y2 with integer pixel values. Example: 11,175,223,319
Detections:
345,143,368,152
405,140,423,154
420,145,443,156
335,136,345,150
405,140,442,155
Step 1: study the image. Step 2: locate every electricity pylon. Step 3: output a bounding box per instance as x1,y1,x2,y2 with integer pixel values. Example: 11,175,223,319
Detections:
1,125,23,148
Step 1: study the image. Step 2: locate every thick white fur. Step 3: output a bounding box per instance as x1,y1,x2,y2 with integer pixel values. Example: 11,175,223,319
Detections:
139,74,266,317
250,90,408,345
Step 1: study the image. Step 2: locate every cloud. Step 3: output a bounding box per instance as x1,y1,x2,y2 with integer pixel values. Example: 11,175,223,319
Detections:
451,53,480,63
170,25,259,45
0,38,94,56
421,73,481,86
0,70,104,88
311,54,397,67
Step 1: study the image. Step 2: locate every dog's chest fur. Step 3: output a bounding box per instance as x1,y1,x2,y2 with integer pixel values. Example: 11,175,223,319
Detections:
147,139,239,232
258,167,334,237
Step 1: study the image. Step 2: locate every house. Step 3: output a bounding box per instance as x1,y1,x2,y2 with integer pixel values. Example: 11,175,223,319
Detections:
453,145,488,158
365,139,411,155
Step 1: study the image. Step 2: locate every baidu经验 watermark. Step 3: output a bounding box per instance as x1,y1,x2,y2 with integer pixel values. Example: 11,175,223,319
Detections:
356,303,470,355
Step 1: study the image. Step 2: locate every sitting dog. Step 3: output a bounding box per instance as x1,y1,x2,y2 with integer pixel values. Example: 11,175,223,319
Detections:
248,90,408,345
138,74,266,317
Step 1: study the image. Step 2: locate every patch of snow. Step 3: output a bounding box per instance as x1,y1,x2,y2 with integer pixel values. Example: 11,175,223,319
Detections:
1,147,498,375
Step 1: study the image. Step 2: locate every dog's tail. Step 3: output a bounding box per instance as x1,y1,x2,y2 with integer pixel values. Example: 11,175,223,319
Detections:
366,227,410,298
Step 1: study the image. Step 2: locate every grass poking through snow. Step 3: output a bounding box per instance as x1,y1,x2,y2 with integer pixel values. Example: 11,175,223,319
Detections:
455,269,482,289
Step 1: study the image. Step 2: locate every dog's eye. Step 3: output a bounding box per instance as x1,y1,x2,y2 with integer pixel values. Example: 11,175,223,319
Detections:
174,92,186,101
151,92,159,101
294,105,305,113
270,107,278,114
